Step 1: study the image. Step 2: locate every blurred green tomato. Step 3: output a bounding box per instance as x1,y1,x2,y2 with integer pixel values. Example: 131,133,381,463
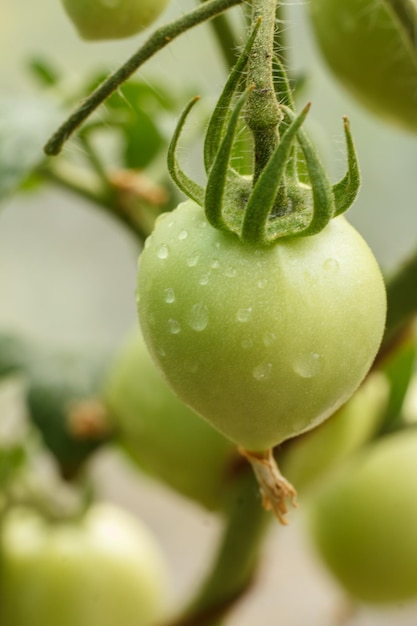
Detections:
307,428,417,604
0,503,170,626
282,372,389,493
62,0,169,41
105,330,237,510
309,0,417,133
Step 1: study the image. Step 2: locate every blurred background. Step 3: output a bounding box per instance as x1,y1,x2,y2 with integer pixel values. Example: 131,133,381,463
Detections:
1,0,417,624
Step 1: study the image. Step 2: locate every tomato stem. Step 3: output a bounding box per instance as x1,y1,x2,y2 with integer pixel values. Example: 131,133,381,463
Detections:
163,468,270,626
239,447,298,525
245,0,282,183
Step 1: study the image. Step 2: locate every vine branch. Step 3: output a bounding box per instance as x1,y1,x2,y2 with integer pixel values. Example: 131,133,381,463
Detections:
44,0,244,156
163,468,271,626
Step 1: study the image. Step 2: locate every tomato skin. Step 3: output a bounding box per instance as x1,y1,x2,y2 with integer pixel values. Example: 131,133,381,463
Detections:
307,429,417,604
105,329,236,510
137,200,386,452
0,504,169,626
62,0,169,41
309,0,417,133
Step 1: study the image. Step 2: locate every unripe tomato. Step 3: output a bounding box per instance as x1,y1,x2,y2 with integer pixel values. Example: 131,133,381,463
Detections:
61,0,169,41
307,429,417,604
309,0,417,133
105,329,236,510
281,372,389,493
0,503,169,626
137,200,386,452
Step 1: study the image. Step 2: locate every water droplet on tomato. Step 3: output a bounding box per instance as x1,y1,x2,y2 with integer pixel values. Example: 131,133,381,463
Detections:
178,230,188,240
225,266,237,278
188,302,209,331
211,259,220,270
253,362,272,381
263,332,276,347
293,352,322,378
164,288,175,303
157,244,169,260
199,274,209,285
236,307,252,322
144,235,153,249
257,278,267,289
186,252,200,267
168,319,181,334
323,258,339,273
241,337,253,350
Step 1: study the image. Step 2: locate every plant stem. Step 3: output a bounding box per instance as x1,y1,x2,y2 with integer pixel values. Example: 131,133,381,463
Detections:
44,0,244,156
37,162,145,241
245,0,281,182
200,0,241,70
164,468,271,626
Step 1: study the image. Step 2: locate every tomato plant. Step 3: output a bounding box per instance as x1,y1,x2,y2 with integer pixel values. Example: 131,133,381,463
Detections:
309,0,417,133
0,503,170,626
61,0,170,40
3,0,417,623
105,329,236,510
307,429,417,604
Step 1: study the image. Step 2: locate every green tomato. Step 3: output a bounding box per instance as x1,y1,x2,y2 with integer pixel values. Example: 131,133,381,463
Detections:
62,0,169,41
0,503,169,626
281,372,389,493
307,429,417,604
137,200,386,452
105,329,237,510
309,0,417,133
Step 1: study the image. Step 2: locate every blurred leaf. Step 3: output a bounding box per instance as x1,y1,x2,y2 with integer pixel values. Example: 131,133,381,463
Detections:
123,109,164,169
0,95,61,203
379,335,416,433
26,349,113,479
27,57,61,88
0,446,26,489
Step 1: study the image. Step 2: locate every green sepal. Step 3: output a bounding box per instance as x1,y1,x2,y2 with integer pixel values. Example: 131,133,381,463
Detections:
280,105,335,238
241,103,311,244
203,19,261,174
332,117,360,216
167,96,205,206
205,89,252,233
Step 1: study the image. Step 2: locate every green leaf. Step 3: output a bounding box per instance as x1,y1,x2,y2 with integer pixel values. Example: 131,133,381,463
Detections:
379,335,416,433
0,96,61,203
122,109,164,169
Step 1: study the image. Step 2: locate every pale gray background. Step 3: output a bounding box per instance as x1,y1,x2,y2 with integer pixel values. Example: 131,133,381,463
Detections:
1,1,417,624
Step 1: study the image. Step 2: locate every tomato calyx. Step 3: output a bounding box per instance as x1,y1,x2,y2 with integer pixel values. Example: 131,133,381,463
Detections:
168,21,360,246
239,448,298,524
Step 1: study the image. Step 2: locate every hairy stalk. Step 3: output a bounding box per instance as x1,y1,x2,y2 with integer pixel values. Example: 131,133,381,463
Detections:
245,0,281,181
163,469,270,626
44,0,243,156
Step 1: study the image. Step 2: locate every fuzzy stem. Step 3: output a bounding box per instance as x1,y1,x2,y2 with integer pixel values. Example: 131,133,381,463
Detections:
245,0,281,182
44,0,243,156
